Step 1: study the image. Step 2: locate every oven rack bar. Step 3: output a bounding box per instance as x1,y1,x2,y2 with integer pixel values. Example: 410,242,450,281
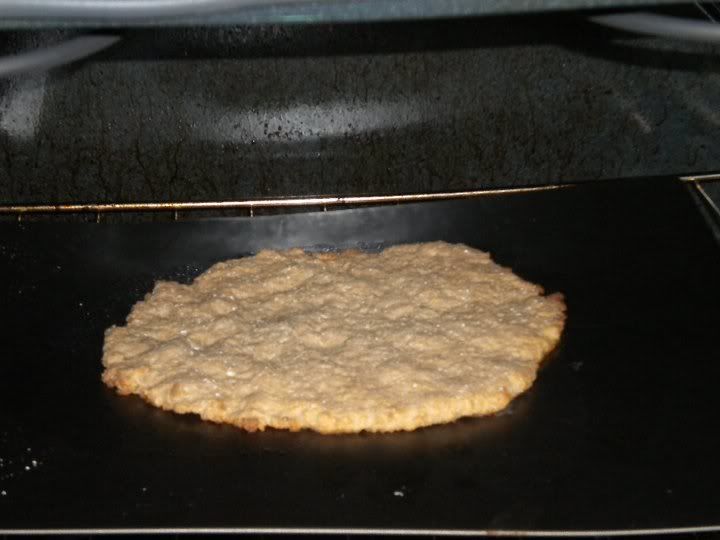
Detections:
0,185,569,220
1,174,716,220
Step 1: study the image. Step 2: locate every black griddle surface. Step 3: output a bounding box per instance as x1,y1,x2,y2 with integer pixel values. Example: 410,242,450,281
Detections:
1,178,719,534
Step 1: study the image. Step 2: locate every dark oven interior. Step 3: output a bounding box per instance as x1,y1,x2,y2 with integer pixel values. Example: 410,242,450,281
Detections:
1,1,720,536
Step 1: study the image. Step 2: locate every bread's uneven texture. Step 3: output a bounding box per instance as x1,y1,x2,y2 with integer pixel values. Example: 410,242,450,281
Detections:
102,242,565,434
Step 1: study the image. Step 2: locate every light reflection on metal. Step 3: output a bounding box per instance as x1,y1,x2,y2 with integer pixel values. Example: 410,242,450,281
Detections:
680,172,720,182
694,181,720,220
0,185,571,216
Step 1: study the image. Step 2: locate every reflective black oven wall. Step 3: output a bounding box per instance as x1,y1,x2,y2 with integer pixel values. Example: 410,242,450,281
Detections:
1,9,719,206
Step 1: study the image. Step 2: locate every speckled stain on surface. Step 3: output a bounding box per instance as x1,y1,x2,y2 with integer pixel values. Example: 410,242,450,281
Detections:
0,16,720,210
0,427,46,499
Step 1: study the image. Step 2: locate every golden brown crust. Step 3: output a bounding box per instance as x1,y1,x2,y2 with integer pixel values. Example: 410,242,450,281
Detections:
102,242,566,434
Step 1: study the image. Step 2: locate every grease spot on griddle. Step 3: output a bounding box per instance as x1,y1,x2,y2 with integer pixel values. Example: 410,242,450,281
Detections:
0,430,46,493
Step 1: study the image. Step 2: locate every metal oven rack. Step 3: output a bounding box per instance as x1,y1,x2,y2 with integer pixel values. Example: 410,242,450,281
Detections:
0,185,567,221
0,176,717,224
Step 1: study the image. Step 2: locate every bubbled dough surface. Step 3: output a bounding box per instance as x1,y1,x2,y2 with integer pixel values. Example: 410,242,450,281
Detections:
102,242,566,434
